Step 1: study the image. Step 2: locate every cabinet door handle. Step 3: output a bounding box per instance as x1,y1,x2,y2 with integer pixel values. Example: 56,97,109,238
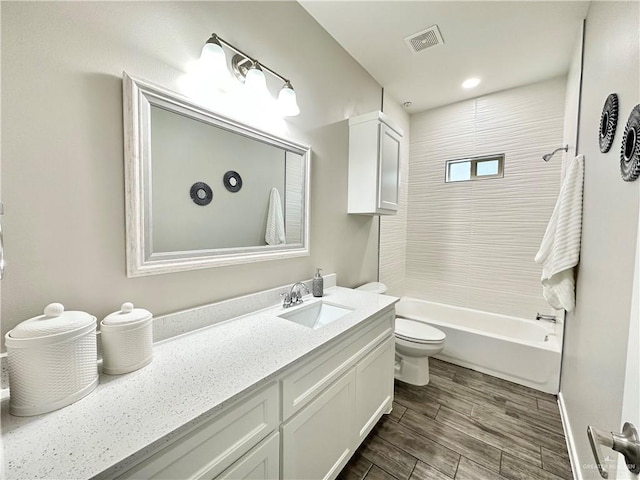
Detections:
587,422,640,478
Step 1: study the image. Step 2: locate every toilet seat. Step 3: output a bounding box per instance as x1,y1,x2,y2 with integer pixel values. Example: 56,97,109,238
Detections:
395,318,445,344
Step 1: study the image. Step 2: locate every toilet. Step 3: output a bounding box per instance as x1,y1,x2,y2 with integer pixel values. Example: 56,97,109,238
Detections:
356,282,446,386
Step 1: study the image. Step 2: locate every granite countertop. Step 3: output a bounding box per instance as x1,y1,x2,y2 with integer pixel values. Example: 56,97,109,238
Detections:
1,286,397,479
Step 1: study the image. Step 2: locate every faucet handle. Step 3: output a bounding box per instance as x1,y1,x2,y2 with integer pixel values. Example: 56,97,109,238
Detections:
280,292,292,308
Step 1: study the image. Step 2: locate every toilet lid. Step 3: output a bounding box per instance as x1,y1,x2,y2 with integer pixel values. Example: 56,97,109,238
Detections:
395,318,446,344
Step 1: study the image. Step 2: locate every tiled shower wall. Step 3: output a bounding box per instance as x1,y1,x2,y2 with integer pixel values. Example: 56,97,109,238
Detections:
381,77,566,319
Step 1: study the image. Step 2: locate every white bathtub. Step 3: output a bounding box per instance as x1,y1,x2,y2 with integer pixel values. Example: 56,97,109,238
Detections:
395,297,561,394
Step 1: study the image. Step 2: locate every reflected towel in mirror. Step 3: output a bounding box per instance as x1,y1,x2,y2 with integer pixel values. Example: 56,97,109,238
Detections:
266,187,286,245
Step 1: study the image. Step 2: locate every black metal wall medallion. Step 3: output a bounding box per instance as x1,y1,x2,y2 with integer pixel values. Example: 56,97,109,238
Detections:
223,171,243,192
620,105,640,182
190,182,213,205
599,93,618,153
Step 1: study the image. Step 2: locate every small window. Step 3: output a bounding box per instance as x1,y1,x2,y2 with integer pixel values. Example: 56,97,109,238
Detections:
445,154,504,183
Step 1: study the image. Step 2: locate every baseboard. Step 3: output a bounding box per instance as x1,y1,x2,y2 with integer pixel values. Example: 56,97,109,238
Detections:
558,392,582,480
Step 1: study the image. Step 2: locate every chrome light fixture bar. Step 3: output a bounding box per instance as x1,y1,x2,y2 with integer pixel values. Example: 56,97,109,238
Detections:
200,33,300,117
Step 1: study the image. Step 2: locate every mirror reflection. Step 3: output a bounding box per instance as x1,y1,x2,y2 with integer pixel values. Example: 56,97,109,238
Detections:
123,73,311,276
151,105,304,251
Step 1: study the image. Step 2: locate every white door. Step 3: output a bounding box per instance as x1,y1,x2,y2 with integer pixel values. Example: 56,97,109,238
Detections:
588,201,640,479
616,204,640,479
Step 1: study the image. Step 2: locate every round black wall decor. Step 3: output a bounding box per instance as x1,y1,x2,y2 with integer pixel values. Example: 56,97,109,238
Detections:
223,171,243,192
599,93,618,153
190,182,213,206
620,105,640,182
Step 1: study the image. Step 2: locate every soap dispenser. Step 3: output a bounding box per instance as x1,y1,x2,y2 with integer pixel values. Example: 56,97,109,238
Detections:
312,268,323,297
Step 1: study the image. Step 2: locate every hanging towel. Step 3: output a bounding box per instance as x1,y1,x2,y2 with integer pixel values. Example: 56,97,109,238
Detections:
265,187,286,245
535,154,585,311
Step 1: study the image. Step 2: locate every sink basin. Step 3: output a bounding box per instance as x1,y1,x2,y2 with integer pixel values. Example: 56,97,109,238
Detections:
278,300,354,329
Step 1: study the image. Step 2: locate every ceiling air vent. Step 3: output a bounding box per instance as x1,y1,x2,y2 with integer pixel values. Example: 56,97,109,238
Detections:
404,25,444,54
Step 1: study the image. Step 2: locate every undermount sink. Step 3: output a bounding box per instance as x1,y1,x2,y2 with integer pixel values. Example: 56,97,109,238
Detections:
278,300,354,329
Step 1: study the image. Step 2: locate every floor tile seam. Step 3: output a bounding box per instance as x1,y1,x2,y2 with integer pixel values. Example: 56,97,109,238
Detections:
405,458,418,480
539,446,573,480
474,404,565,434
434,408,543,467
500,451,566,480
397,412,502,474
369,462,403,480
361,459,374,480
431,377,537,411
452,406,556,454
448,371,541,401
467,409,568,450
448,367,543,396
450,382,539,410
472,408,566,436
360,433,418,480
455,375,543,401
395,386,476,416
540,445,572,463
397,407,407,423
375,422,461,480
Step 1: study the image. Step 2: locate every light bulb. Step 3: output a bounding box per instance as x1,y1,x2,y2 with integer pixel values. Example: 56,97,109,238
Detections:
199,37,232,91
200,38,226,70
277,82,300,117
244,64,267,94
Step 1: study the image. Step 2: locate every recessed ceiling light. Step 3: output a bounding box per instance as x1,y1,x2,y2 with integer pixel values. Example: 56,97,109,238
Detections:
462,77,481,89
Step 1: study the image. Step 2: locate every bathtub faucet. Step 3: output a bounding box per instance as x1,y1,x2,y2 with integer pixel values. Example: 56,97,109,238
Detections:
536,313,557,323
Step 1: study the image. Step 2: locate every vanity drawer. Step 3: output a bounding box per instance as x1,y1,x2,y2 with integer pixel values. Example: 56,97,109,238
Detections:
116,382,279,480
216,431,279,480
281,308,394,420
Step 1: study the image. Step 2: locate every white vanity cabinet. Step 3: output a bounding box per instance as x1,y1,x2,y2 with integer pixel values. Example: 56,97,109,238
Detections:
280,308,395,480
113,306,395,480
348,111,403,215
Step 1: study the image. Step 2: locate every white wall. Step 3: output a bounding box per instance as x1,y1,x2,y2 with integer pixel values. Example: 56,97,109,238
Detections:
559,2,640,479
398,78,565,319
0,1,389,338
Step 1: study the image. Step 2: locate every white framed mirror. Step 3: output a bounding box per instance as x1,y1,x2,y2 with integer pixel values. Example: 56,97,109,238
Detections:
123,73,311,277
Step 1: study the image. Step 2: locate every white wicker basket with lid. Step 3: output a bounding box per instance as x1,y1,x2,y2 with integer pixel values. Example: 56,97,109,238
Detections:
5,303,98,416
101,302,153,375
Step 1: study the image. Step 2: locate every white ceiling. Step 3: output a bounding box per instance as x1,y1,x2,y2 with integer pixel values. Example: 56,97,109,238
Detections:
299,1,590,113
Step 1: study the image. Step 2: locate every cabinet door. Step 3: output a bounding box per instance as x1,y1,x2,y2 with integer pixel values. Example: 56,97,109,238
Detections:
281,310,394,420
281,369,356,480
378,123,400,211
216,432,279,480
355,336,395,442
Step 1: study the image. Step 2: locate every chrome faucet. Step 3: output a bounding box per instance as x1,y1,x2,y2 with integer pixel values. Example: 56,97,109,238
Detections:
281,282,310,308
536,313,557,323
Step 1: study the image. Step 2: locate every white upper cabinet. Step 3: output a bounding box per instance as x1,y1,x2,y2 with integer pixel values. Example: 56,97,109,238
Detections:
348,111,403,215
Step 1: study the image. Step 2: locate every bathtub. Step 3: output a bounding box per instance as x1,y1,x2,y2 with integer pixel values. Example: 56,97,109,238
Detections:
395,297,561,394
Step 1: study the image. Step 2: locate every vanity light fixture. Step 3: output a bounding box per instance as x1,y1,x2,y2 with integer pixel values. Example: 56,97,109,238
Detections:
462,77,481,89
199,33,300,117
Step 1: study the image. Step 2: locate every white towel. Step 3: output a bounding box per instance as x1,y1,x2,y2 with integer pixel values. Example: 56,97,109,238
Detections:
535,154,585,311
265,187,286,245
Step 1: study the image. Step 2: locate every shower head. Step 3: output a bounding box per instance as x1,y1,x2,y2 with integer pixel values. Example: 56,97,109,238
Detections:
542,145,568,162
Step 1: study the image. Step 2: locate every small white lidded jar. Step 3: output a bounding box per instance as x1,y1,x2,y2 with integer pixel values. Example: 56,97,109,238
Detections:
5,303,99,417
101,302,153,375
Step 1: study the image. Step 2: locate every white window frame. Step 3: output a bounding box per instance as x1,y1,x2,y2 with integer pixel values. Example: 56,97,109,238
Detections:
445,153,505,183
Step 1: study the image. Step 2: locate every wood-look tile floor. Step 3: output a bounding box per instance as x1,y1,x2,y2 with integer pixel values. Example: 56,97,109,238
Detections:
339,359,573,480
